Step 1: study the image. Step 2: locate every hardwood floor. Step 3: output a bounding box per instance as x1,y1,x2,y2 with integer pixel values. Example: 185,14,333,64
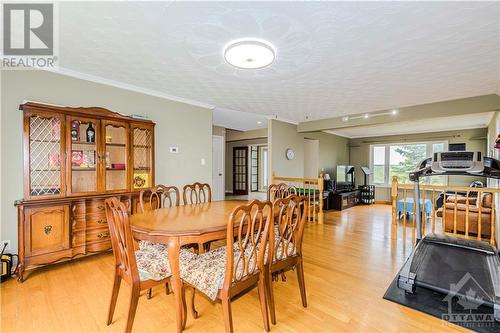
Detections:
1,204,468,333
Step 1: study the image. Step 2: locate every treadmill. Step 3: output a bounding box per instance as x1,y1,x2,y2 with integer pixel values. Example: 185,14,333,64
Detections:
397,151,500,321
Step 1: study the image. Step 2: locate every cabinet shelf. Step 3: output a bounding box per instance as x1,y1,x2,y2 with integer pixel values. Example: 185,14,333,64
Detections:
106,143,126,147
133,145,152,148
71,141,95,145
106,168,126,171
72,167,96,171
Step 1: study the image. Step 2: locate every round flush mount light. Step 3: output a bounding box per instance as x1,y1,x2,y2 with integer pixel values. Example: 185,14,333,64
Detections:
364,114,370,119
342,116,349,122
223,39,276,69
391,109,398,115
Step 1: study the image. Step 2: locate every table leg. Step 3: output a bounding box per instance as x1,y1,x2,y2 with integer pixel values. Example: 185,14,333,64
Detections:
167,238,184,333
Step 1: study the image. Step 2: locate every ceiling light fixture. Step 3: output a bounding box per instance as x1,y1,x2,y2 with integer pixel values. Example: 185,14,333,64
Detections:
391,109,398,115
364,114,369,119
257,121,263,125
223,39,276,69
342,116,349,122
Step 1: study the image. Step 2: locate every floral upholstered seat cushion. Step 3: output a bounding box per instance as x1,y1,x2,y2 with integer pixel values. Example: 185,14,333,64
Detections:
180,246,261,301
180,246,226,301
138,240,166,252
135,245,195,282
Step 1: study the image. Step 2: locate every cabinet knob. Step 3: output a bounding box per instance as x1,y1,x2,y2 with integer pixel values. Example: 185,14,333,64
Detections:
44,225,52,235
97,232,109,239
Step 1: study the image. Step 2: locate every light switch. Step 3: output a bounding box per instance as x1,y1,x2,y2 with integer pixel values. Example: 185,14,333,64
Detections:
169,147,178,154
201,158,206,166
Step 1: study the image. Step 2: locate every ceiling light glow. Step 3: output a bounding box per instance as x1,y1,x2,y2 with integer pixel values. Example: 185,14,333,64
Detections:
342,116,349,122
391,109,398,115
223,39,276,69
364,114,369,119
257,121,263,125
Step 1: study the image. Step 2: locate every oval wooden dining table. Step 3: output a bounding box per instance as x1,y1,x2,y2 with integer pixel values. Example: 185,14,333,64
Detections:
129,200,248,333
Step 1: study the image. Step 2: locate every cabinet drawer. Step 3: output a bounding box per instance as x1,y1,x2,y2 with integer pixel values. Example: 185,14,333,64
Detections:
86,240,112,253
25,205,70,257
86,227,111,243
86,200,106,214
86,212,108,229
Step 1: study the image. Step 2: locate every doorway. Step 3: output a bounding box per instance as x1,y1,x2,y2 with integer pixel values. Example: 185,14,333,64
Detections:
304,138,319,178
259,146,268,191
212,135,224,201
233,146,248,195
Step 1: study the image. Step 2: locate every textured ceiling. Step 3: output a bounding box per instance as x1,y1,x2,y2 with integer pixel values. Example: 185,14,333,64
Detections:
325,112,494,138
58,1,500,125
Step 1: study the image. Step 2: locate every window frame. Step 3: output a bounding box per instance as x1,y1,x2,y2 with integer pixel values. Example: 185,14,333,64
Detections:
369,141,448,186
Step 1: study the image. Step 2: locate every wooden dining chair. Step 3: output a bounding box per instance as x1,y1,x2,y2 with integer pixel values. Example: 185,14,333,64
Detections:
267,183,297,202
138,184,180,213
182,182,212,205
180,200,273,333
266,194,308,325
182,182,213,252
104,197,193,333
138,185,180,297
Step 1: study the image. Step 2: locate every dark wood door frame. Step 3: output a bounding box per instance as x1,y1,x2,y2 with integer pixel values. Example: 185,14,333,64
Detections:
233,146,248,195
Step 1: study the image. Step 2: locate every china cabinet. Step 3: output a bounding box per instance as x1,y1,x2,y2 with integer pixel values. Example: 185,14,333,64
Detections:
15,102,155,281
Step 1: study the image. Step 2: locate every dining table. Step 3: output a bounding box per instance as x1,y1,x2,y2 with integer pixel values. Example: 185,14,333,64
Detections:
129,200,249,333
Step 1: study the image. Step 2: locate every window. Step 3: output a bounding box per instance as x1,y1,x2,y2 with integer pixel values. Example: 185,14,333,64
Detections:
370,141,447,185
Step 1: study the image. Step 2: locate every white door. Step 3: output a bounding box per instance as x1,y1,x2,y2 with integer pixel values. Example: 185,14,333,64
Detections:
212,135,224,201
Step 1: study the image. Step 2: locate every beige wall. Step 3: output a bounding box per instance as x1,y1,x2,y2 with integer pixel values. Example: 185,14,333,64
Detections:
226,128,267,142
349,128,488,202
212,125,226,137
269,119,350,178
1,70,213,251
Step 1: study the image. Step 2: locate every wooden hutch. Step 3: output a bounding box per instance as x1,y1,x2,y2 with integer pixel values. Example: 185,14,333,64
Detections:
15,102,155,281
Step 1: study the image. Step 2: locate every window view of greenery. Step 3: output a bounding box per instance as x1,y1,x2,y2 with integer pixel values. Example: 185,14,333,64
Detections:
389,144,426,183
371,142,447,185
373,146,385,183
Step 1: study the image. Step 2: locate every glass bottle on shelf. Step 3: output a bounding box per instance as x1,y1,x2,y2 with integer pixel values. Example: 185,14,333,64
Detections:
86,122,95,142
71,120,80,141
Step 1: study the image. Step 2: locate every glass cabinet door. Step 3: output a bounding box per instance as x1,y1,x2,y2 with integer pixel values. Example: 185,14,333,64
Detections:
132,124,153,190
67,116,99,194
103,121,129,192
26,111,65,198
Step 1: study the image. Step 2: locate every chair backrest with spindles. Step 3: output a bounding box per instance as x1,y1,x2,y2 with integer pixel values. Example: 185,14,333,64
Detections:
139,185,180,213
105,197,139,282
271,195,307,262
223,200,273,289
183,182,212,205
267,183,297,203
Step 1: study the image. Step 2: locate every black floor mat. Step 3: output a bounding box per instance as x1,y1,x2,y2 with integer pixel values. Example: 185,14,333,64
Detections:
384,277,500,333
